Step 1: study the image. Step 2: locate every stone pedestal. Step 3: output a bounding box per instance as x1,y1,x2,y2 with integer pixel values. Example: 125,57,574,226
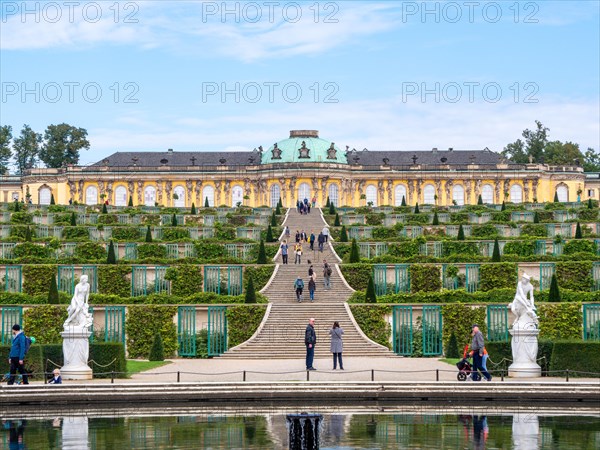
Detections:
509,325,541,378
512,413,539,450
62,416,90,450
61,328,93,380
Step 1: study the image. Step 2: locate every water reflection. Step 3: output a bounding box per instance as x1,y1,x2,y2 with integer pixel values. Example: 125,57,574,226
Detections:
1,411,598,449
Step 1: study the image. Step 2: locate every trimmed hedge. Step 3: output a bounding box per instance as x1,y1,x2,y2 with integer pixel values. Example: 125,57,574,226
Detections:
441,304,486,353
23,305,67,344
227,305,267,347
39,343,127,378
556,261,593,292
98,266,131,297
479,263,517,291
549,341,600,377
339,264,372,290
349,305,391,348
23,265,56,296
125,305,177,359
410,264,441,293
164,265,203,297
538,303,583,340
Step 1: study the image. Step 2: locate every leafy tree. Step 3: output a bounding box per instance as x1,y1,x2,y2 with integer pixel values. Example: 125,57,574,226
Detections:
548,274,561,302
502,120,549,163
13,200,19,212
457,224,465,241
148,333,165,361
365,275,376,303
334,213,340,227
70,212,77,226
432,211,439,225
0,125,13,173
445,332,459,358
414,202,420,214
107,240,116,264
128,196,133,207
13,124,41,173
544,140,584,166
245,276,257,304
48,274,59,304
583,147,600,172
575,222,582,239
204,197,209,208
190,203,197,215
401,195,406,207
39,123,90,168
491,238,501,262
145,225,153,243
257,239,267,264
349,238,360,263
477,194,483,205
340,225,348,242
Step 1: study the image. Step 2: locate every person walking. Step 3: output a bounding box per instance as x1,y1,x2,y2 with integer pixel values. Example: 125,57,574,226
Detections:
294,242,302,264
305,318,317,370
295,230,300,243
308,277,316,302
285,226,290,239
295,277,304,302
322,226,329,242
300,230,307,242
280,240,289,264
329,322,344,370
7,325,29,385
311,196,317,208
323,260,332,290
308,265,314,279
307,203,311,214
470,325,492,381
309,232,315,251
317,232,324,252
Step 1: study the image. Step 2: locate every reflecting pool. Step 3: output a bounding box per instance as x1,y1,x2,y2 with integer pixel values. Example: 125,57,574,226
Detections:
2,409,599,449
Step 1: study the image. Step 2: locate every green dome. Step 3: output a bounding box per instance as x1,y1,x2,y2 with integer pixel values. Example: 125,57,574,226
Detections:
262,130,346,164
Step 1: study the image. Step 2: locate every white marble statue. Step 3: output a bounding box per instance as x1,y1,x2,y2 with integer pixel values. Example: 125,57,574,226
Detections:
63,275,93,330
508,273,538,328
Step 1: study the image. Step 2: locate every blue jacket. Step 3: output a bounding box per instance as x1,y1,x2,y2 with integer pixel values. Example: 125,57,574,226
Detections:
9,332,26,360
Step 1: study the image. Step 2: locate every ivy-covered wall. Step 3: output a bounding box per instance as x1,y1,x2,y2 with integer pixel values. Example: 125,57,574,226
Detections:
227,305,267,347
125,305,178,359
349,305,391,348
410,264,441,293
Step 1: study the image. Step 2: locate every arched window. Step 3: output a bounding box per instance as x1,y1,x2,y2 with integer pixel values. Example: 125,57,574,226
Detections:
452,185,465,206
231,185,244,207
85,186,98,205
394,184,407,206
173,186,185,207
39,187,52,205
114,186,127,206
202,185,214,207
481,184,494,204
144,186,156,207
297,183,311,202
328,184,339,207
423,184,435,204
365,185,377,206
510,184,523,203
556,185,568,202
270,184,281,208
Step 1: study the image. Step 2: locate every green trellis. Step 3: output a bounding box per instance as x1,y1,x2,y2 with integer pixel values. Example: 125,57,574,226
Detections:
1,307,22,345
465,264,480,293
207,306,228,356
373,264,387,296
392,305,413,355
583,304,600,341
104,306,126,345
487,305,509,342
422,306,443,356
394,264,410,293
539,263,555,291
178,306,196,357
131,266,147,297
154,266,170,294
58,265,76,295
4,266,22,293
203,266,243,296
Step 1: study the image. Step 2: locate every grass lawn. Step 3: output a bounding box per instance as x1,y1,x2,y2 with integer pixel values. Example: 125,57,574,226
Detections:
439,358,461,366
126,360,171,375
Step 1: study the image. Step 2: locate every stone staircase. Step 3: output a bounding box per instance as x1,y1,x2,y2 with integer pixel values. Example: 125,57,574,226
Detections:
223,208,393,359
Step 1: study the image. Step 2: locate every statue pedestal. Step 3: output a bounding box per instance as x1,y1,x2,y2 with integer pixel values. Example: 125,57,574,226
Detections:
512,413,539,450
61,328,93,380
509,324,541,378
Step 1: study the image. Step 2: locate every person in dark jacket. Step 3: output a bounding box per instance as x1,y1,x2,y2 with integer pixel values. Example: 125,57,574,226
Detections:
308,277,316,302
329,322,344,370
305,318,317,370
470,325,492,381
317,232,325,252
7,324,28,385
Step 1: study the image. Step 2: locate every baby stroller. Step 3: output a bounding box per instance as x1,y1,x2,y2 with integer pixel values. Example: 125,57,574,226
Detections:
456,345,473,381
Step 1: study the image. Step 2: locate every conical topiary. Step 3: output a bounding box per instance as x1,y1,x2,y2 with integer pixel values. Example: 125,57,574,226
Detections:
25,226,32,242
102,203,108,214
271,211,277,227
128,196,133,207
575,222,582,239
70,212,77,226
501,201,506,211
401,196,406,207
204,197,210,208
329,202,335,215
548,274,561,302
50,194,55,205
257,239,267,264
365,275,377,303
445,332,460,358
349,238,360,263
340,225,348,242
171,213,178,227
278,198,283,208
145,225,153,243
148,333,165,361
554,191,559,202
191,203,197,215
457,224,465,241
48,274,59,304
533,211,540,224
245,276,257,304
275,203,281,215
414,202,420,214
325,197,330,208
14,200,20,212
334,213,340,227
477,194,483,205
107,240,116,264
432,211,439,225
491,238,501,262
588,198,593,209
266,224,274,242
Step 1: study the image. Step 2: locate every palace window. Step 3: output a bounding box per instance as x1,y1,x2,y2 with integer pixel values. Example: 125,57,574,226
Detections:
144,186,156,206
173,186,185,207
39,187,52,205
114,186,127,206
202,185,214,207
481,184,494,204
365,185,377,206
232,185,244,207
510,184,523,203
328,184,339,207
297,183,311,202
394,184,407,206
270,184,281,208
85,186,98,205
423,184,435,204
452,185,465,206
556,185,568,202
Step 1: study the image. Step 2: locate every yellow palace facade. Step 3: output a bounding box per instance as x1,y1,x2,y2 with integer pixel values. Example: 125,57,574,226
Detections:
14,130,591,207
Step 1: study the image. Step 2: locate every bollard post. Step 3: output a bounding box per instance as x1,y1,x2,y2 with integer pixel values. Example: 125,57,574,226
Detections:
501,370,504,382
111,371,115,384
307,370,310,382
177,371,180,383
371,369,374,382
436,369,439,382
566,369,569,382
243,370,246,382
44,372,47,385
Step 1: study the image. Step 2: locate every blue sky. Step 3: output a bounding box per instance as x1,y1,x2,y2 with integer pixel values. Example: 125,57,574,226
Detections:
1,1,599,167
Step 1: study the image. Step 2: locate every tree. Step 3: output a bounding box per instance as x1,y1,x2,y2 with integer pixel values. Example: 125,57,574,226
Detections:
414,202,420,214
102,203,108,214
107,240,116,264
13,124,41,173
491,238,501,262
533,211,540,224
70,212,77,226
457,224,465,241
13,200,20,212
588,198,594,209
445,332,459,358
325,196,330,208
191,203,197,215
275,203,281,215
501,139,527,164
270,211,277,227
502,120,549,164
340,225,348,242
575,222,582,239
328,202,335,215
245,276,257,304
266,224,274,242
39,123,90,168
477,194,483,205
257,239,267,264
349,238,360,263
554,191,559,203
171,213,178,226
278,198,282,208
148,333,165,361
548,274,561,302
0,125,13,173
501,201,506,211
50,194,56,205
25,226,32,242
583,147,600,172
145,225,153,243
334,213,340,227
128,196,133,207
432,211,439,225
544,140,584,166
401,195,406,207
48,274,59,304
365,275,376,303
204,197,210,208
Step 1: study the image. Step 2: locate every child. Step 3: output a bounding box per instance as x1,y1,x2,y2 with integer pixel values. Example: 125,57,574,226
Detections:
48,368,62,384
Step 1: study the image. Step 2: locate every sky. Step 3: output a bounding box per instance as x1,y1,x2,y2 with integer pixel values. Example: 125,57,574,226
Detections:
1,0,599,168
